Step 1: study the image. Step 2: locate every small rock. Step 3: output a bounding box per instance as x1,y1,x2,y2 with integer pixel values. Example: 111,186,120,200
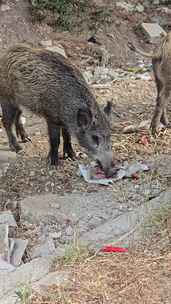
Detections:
139,119,151,130
153,0,160,4
0,211,17,227
40,40,53,47
116,1,134,12
10,239,28,267
30,171,35,177
31,237,56,259
135,4,144,13
1,4,10,11
123,125,138,134
0,258,15,273
0,256,54,297
46,45,67,58
49,231,62,239
65,226,73,236
83,70,93,84
0,224,9,260
140,23,166,43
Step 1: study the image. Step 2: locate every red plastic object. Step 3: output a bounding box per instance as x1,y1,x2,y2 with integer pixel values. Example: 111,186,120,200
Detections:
100,246,128,253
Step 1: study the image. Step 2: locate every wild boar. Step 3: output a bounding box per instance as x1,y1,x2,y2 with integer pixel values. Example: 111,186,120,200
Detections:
128,32,171,135
0,44,113,176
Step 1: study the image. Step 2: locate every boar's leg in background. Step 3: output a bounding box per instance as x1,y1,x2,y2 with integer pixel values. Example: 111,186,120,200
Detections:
1,102,22,152
62,127,75,160
15,108,31,143
46,117,61,166
151,58,171,134
151,90,171,135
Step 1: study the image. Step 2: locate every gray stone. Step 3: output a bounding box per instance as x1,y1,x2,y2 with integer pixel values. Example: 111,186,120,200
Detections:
127,188,171,244
116,2,134,12
46,45,67,58
0,293,18,304
0,256,54,297
81,189,171,248
135,4,144,13
140,23,166,43
0,224,8,259
49,231,62,239
65,226,73,236
40,40,53,47
153,0,160,4
31,237,56,259
32,271,69,294
83,70,93,84
1,4,10,12
0,149,16,161
21,191,120,225
81,211,140,247
0,258,15,273
0,211,17,227
10,239,28,266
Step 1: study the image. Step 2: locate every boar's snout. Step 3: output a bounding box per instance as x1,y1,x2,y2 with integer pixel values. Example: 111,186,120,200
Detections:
96,150,114,178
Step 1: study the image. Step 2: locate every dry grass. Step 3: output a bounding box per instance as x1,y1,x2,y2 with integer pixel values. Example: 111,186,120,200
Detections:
30,207,171,304
31,251,171,304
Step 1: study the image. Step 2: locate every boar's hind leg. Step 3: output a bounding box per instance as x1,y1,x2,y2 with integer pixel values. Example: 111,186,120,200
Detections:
1,103,22,152
15,109,31,143
46,119,60,166
161,107,170,127
151,90,170,135
62,128,75,160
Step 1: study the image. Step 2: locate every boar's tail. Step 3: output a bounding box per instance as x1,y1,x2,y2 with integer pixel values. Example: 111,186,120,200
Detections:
128,42,154,58
128,42,162,60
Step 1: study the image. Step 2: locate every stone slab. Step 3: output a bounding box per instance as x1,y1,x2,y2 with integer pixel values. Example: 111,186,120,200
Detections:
0,211,17,227
10,239,28,266
0,256,54,297
140,23,166,43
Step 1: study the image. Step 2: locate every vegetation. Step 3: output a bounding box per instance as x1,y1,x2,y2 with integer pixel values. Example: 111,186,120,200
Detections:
30,0,87,30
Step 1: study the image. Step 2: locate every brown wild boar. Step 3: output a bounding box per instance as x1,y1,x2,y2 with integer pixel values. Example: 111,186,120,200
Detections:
128,32,171,135
0,44,113,176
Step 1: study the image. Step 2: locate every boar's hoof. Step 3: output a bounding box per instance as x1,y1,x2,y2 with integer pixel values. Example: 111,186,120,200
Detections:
150,121,159,136
63,148,76,160
21,135,32,143
10,143,22,153
165,122,171,129
47,152,59,167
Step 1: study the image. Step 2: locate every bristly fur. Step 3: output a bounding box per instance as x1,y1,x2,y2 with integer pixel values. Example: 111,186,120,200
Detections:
0,43,113,175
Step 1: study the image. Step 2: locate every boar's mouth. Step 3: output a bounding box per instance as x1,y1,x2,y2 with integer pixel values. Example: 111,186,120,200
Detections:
96,159,114,178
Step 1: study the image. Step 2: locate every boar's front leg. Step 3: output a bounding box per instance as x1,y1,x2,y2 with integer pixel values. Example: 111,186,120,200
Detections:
62,127,75,160
46,118,60,166
161,107,170,127
1,102,22,152
151,90,170,135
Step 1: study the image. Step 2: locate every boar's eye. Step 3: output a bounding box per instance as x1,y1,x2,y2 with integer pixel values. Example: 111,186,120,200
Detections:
92,135,99,146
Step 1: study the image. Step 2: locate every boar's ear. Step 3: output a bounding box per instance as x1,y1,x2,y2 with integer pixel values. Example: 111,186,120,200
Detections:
104,100,112,116
77,108,92,129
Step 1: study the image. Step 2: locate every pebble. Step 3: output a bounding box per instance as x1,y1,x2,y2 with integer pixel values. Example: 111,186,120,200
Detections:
1,4,10,12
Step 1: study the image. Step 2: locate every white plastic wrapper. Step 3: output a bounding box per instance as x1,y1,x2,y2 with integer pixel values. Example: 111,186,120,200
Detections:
79,161,150,186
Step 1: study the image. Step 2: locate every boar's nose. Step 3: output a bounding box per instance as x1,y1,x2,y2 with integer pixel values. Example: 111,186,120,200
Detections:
96,150,114,177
